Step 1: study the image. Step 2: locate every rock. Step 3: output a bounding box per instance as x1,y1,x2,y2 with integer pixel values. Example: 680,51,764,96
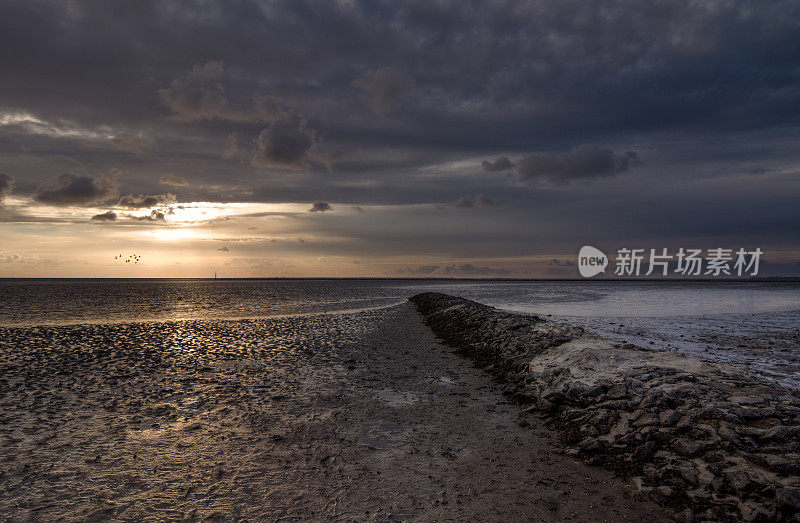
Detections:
732,406,776,420
728,395,767,405
777,487,800,513
677,461,699,486
759,425,793,443
583,384,607,398
718,424,741,446
672,508,695,522
625,476,653,499
674,438,702,457
633,412,659,427
724,469,751,494
656,485,674,498
660,409,682,427
751,453,797,475
634,441,657,461
685,488,710,505
579,437,602,453
409,293,800,523
738,500,774,521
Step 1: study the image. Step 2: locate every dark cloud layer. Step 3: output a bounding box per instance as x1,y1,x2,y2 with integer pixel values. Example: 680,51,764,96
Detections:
34,171,120,206
0,0,799,260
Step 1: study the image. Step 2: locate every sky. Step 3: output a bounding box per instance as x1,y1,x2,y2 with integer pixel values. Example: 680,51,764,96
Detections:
1,0,799,278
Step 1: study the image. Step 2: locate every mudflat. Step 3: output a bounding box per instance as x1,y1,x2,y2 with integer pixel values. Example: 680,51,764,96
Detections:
0,303,665,520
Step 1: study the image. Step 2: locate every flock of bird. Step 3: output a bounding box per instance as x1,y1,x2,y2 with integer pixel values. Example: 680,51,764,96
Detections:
114,254,142,264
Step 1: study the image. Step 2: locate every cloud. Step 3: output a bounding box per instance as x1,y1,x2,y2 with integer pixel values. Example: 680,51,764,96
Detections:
441,264,511,276
158,61,229,121
517,145,642,185
159,62,300,125
91,210,117,221
352,67,415,115
217,246,230,251
481,156,514,172
0,253,62,265
108,132,152,153
453,194,502,209
118,193,176,208
0,173,14,203
397,265,440,275
158,173,188,187
251,112,319,170
34,170,120,206
308,201,332,212
221,132,244,160
130,210,166,222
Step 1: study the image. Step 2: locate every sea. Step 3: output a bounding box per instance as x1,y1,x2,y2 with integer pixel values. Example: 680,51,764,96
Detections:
1,279,799,388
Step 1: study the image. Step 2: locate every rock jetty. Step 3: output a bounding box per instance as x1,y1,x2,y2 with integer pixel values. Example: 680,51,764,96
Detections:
410,292,800,521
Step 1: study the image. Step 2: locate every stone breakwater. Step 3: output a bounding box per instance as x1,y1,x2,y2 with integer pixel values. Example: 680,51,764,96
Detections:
410,292,800,522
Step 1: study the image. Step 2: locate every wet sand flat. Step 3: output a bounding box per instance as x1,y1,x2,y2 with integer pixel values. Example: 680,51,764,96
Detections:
0,303,666,520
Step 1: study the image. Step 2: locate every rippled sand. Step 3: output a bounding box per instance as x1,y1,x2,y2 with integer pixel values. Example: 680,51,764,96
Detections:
0,312,378,519
0,304,665,520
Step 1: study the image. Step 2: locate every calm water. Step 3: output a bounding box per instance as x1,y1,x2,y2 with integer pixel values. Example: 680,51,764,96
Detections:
2,278,799,386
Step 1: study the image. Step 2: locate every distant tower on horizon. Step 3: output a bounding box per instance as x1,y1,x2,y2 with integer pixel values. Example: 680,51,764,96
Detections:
214,270,217,279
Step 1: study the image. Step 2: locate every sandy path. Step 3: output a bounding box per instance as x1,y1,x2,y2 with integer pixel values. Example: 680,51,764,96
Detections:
297,302,667,521
0,303,668,521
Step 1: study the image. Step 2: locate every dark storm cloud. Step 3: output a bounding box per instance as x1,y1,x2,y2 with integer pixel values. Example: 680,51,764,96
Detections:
91,210,117,221
158,61,229,122
481,157,514,172
0,0,798,252
158,173,188,187
159,62,321,170
251,112,319,170
0,173,14,203
33,171,120,206
516,146,642,185
308,202,332,213
118,193,176,208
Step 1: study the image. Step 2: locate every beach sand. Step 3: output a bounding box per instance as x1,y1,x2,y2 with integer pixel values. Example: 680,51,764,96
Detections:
0,302,666,521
